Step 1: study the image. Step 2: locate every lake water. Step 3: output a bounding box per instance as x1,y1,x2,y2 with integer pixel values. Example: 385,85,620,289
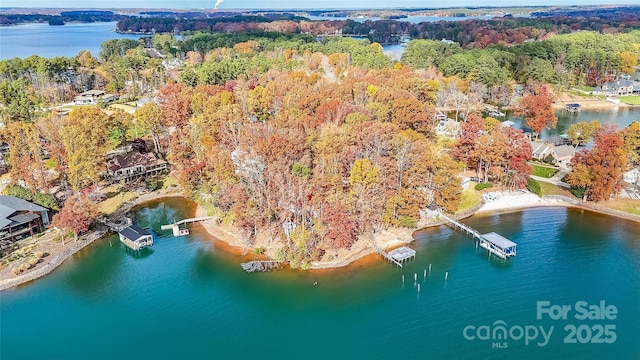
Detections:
1,198,639,359
305,14,501,23
506,107,639,139
0,22,141,60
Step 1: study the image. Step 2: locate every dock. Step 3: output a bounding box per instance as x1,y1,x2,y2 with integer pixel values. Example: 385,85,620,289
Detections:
440,214,517,259
373,242,415,268
241,260,281,272
118,225,153,251
485,105,505,117
160,217,213,236
565,103,581,114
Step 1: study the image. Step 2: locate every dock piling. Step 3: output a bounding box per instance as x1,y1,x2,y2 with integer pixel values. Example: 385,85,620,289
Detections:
445,272,449,281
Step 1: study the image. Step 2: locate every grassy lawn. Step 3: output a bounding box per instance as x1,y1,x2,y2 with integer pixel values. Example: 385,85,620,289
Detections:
618,96,640,105
98,191,138,216
599,198,640,217
60,104,95,110
109,104,135,112
538,181,575,197
531,164,558,178
457,186,482,213
574,86,593,92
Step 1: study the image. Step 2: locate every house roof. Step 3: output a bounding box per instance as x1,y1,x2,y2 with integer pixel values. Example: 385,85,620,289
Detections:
0,196,47,229
80,89,105,97
107,152,166,172
119,225,151,242
605,79,634,88
554,145,576,158
530,141,552,156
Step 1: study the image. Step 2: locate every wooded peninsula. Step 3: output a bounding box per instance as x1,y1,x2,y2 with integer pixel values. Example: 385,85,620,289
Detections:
0,6,639,271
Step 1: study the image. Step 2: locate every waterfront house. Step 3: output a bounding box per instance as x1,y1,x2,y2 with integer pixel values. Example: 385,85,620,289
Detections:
592,79,639,96
530,141,553,161
73,90,117,105
552,144,576,167
0,196,49,243
530,141,575,166
105,151,169,184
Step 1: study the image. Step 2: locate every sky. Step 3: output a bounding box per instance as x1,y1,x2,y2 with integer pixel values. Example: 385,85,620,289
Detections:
2,0,638,9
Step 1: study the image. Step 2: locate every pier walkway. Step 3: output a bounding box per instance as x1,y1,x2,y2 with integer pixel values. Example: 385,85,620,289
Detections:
440,214,517,259
161,217,213,236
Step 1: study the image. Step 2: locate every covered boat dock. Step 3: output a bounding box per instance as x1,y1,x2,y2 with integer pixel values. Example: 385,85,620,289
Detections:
478,232,517,259
118,225,153,251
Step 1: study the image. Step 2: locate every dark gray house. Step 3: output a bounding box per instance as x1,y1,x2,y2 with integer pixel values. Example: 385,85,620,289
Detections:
0,196,50,242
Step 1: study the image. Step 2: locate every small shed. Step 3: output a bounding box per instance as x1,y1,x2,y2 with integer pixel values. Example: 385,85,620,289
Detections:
118,225,153,251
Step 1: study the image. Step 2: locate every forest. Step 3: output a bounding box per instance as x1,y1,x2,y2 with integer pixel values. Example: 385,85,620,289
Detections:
0,20,639,266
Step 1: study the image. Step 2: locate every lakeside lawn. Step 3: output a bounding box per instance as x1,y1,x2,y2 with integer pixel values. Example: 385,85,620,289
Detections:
619,96,640,105
600,198,640,217
457,185,482,213
538,181,574,197
98,191,138,216
531,164,558,178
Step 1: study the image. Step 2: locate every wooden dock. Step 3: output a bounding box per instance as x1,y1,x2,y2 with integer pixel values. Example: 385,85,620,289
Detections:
372,243,415,267
160,217,213,236
440,214,517,259
241,260,281,272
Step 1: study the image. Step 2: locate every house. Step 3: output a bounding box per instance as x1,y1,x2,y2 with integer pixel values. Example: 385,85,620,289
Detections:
529,140,576,166
436,119,461,138
105,151,169,183
0,196,49,243
592,79,638,96
552,144,576,167
530,141,554,161
73,90,117,105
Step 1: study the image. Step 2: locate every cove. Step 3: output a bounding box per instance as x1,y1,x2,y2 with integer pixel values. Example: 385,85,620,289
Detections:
1,198,639,359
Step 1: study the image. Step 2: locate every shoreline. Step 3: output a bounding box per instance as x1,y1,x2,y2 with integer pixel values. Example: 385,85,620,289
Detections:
194,191,640,270
2,188,638,290
0,188,183,291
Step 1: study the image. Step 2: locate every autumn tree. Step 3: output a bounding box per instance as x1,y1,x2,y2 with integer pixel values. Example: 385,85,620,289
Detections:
322,201,358,249
620,121,640,166
567,120,601,148
60,108,110,190
516,85,557,137
0,121,49,191
567,127,627,201
134,103,164,154
51,193,98,243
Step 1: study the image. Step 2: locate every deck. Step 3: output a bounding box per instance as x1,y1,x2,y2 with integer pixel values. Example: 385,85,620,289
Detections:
241,260,281,272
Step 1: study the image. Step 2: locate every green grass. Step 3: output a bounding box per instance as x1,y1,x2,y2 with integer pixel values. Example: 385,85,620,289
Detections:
98,191,138,216
531,164,558,178
109,104,135,112
574,86,593,92
457,186,482,213
618,96,640,105
538,181,574,197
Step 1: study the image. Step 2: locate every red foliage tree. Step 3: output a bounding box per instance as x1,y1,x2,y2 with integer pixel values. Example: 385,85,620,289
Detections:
51,194,98,243
451,113,485,171
516,85,557,136
569,126,627,201
322,202,358,249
